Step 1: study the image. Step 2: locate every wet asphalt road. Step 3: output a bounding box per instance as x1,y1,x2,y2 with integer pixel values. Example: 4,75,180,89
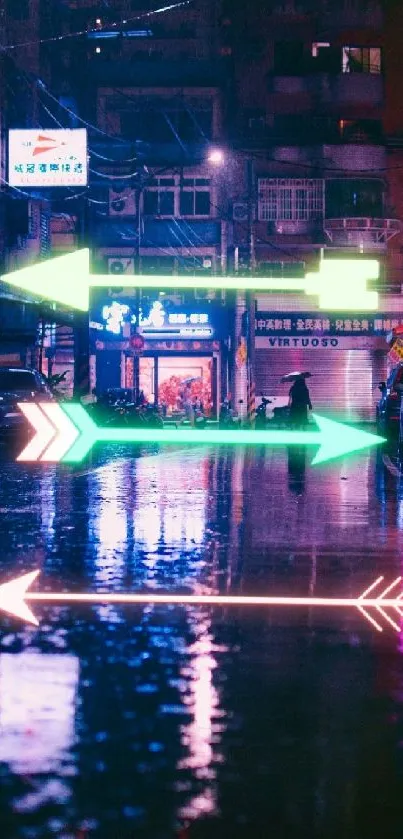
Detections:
0,441,402,838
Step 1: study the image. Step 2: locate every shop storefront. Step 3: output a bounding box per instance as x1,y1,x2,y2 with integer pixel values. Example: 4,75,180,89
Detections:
255,312,403,421
90,293,229,417
126,342,220,416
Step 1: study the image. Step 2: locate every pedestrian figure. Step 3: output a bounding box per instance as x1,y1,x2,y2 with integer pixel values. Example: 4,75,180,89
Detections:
193,397,204,413
136,389,147,407
288,374,312,428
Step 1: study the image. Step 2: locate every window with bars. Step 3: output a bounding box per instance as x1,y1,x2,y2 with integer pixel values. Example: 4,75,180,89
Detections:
143,175,211,217
258,179,324,222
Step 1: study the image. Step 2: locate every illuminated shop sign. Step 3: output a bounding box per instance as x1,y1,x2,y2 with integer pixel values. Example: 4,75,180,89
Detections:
98,299,214,339
8,129,88,187
255,313,403,337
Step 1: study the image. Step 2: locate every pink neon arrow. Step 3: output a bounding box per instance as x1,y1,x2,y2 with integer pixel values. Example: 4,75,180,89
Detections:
0,571,40,625
0,572,402,631
16,404,56,462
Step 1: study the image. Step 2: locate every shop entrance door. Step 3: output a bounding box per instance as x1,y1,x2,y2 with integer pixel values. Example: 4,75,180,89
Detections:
157,356,214,416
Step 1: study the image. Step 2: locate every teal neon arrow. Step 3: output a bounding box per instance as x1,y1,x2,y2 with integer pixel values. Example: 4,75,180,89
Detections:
1,249,379,311
16,402,385,465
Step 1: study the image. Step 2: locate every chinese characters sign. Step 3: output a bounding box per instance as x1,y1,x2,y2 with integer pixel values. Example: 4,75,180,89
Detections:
8,129,88,187
255,313,403,336
167,313,208,325
140,302,212,338
95,297,214,339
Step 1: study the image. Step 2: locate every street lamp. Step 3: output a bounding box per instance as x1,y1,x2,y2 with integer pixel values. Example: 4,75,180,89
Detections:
207,147,225,166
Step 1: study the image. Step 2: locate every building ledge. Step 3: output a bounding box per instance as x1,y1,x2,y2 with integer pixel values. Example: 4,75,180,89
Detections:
325,217,400,245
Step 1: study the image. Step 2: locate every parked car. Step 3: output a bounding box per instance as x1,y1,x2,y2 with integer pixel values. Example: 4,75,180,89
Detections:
376,365,403,437
0,367,53,438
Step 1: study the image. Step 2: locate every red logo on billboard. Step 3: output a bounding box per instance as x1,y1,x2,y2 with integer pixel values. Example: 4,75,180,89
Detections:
130,334,145,352
32,134,67,157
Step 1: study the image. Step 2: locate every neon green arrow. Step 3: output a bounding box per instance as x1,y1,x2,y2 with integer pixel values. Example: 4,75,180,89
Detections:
2,249,379,311
16,402,385,465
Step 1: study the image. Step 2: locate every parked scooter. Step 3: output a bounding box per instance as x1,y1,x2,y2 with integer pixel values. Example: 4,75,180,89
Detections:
87,389,164,429
193,405,207,429
254,394,290,429
219,399,241,430
255,397,272,429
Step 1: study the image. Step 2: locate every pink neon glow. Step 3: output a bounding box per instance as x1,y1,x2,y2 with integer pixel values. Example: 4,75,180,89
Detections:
1,572,403,631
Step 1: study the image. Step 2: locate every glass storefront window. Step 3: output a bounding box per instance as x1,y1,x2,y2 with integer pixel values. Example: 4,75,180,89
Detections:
157,356,213,416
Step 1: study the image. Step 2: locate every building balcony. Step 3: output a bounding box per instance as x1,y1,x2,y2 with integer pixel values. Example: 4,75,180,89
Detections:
92,218,222,248
246,144,386,175
324,217,401,250
315,73,383,107
87,57,226,87
266,219,322,237
267,0,382,26
317,0,383,29
270,73,383,108
323,144,385,171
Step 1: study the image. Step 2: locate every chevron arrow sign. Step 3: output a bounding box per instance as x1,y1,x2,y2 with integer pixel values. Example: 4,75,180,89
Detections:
1,571,401,630
16,402,385,465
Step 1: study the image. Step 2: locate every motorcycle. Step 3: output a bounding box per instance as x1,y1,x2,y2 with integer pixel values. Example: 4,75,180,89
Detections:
255,397,272,429
219,399,241,430
193,406,207,429
87,390,164,429
255,395,290,429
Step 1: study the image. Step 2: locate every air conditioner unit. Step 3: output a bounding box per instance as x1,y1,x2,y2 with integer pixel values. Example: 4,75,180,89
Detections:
194,289,217,301
108,187,136,216
107,257,135,275
233,202,249,222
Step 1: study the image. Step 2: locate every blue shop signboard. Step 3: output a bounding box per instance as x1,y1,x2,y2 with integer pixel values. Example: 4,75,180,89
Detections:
90,292,228,341
255,313,403,336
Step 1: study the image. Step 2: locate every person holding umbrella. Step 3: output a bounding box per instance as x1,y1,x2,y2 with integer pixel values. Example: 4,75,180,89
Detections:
282,372,313,429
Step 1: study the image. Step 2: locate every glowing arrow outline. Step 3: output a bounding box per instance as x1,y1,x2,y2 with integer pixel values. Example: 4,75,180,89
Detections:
16,403,80,462
1,572,401,630
16,403,56,461
16,402,386,465
1,249,380,312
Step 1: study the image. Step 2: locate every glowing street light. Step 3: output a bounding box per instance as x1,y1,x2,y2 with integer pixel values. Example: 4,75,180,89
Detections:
207,148,225,166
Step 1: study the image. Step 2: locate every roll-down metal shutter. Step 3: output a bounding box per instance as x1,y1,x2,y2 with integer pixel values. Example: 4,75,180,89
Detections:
255,348,386,422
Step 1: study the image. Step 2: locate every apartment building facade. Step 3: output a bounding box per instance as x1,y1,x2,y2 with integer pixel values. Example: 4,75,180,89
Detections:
224,0,403,420
45,0,232,411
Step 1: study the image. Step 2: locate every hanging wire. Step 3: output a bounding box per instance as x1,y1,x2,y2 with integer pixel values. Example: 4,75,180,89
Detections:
0,1,195,52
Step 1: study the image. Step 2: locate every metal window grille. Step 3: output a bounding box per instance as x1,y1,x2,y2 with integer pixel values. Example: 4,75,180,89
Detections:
258,179,324,221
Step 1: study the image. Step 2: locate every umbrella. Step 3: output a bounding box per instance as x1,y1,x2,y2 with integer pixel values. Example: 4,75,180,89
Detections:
181,376,202,384
281,371,312,383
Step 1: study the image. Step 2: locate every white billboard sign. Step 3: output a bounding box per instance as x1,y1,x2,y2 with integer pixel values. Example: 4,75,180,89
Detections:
8,128,88,187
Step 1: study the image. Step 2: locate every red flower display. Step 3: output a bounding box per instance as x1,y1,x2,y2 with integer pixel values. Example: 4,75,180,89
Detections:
158,370,212,415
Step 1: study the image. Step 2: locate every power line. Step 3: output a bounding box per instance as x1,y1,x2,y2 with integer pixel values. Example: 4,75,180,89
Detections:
11,44,403,176
0,1,195,52
36,79,136,147
3,52,142,164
